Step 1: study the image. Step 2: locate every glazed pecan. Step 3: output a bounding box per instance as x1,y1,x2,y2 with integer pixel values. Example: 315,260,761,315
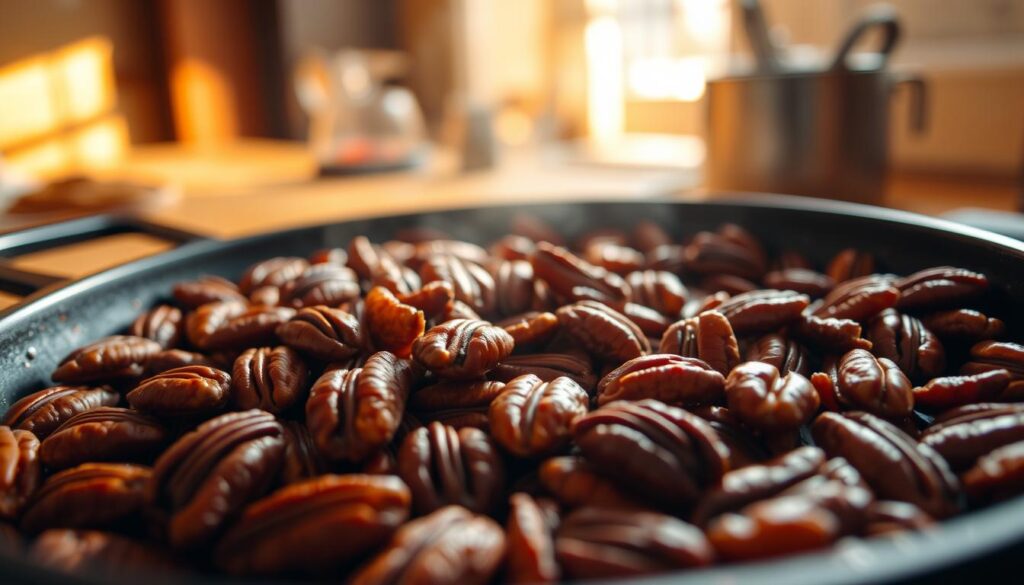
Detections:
921,403,1024,471
538,456,639,509
412,319,514,379
172,275,245,308
306,351,418,462
811,349,914,418
555,300,649,363
762,268,834,298
364,286,426,358
690,406,768,469
51,336,162,384
813,411,960,517
126,365,231,417
895,266,988,312
555,507,712,579
507,493,560,584
864,500,935,536
145,349,218,375
276,305,364,361
420,253,497,316
866,309,946,382
961,341,1024,400
231,346,308,413
186,302,295,351
238,256,309,295
497,311,559,349
279,263,361,308
572,399,730,509
922,308,1005,343
826,248,875,283
746,333,810,376
20,463,149,533
309,246,348,265
489,374,589,457
38,407,167,469
812,274,900,322
583,241,645,275
626,270,687,317
658,310,739,376
791,314,872,353
439,299,483,322
491,235,536,262
129,305,183,349
644,244,686,274
350,505,506,585
0,426,40,520
490,353,598,393
347,236,419,294
215,474,410,575
30,529,178,578
2,385,119,439
962,440,1024,504
397,280,454,320
398,422,504,515
413,239,490,266
913,370,1012,412
280,420,329,484
596,354,725,407
725,362,819,432
148,409,285,548
681,225,767,281
530,241,630,305
715,290,810,336
409,379,506,431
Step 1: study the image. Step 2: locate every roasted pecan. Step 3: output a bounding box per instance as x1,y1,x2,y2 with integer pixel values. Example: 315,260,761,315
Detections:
813,274,900,322
491,260,538,318
20,463,150,533
145,349,218,375
922,308,1005,343
572,399,730,509
555,300,649,363
866,309,945,382
2,385,119,439
364,286,426,358
681,225,767,281
215,474,410,575
129,305,183,349
51,336,162,384
186,302,295,351
644,244,686,274
913,370,1012,412
397,280,454,320
231,346,308,414
715,290,810,336
538,456,639,509
864,500,935,536
961,341,1024,400
490,353,598,393
614,302,669,338
692,446,825,526
248,285,280,306
172,275,245,308
490,235,536,262
531,241,630,305
596,354,725,407
746,333,810,376
506,492,560,584
811,349,914,418
38,407,166,469
280,420,329,484
895,266,988,312
962,439,1024,504
398,422,504,515
791,314,872,353
631,220,673,252
497,311,559,349
412,319,514,379
309,246,348,265
409,379,506,431
690,406,768,469
30,529,179,578
626,270,687,317
555,507,712,579
276,305,364,361
583,241,645,275
763,268,835,298
238,256,309,295
420,254,497,316
148,409,285,548
126,365,231,417
0,426,40,520
826,248,875,283
350,505,505,585
489,374,589,457
812,411,960,517
306,351,418,462
412,239,489,266
279,263,361,308
725,362,819,432
658,310,739,376
921,403,1024,471
348,236,405,288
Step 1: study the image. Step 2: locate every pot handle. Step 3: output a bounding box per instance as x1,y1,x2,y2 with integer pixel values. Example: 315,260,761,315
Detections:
891,72,927,135
830,5,901,72
0,215,206,297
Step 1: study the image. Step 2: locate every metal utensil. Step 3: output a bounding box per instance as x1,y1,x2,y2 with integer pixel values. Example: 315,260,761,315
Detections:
739,0,779,73
829,4,901,72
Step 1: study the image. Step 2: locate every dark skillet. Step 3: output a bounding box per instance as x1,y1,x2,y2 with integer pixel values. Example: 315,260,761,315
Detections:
1,195,1023,583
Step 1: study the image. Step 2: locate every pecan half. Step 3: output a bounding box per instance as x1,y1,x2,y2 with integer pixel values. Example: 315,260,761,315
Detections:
626,269,687,317
238,256,309,295
538,456,639,509
507,492,560,584
497,311,559,349
596,354,725,407
20,463,150,533
279,420,329,484
922,308,1005,343
489,374,589,457
895,266,988,312
746,333,810,376
412,319,514,379
531,242,630,305
0,426,40,520
658,310,739,376
811,349,914,418
961,341,1024,400
172,275,245,308
490,353,597,393
38,407,166,469
583,242,645,275
962,440,1024,504
420,254,497,316
791,314,872,353
921,403,1024,471
715,290,810,336
410,379,506,431
364,286,426,358
279,264,361,308
913,370,1012,412
51,336,162,384
826,248,875,283
129,305,184,349
763,268,834,298
30,529,179,578
231,346,308,413
813,274,900,322
2,385,119,439
866,309,945,382
186,302,295,351
725,362,819,432
276,305,364,361
126,366,231,417
555,301,649,363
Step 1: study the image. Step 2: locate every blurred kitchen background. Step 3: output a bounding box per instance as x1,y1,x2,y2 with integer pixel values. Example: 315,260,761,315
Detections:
0,0,1022,278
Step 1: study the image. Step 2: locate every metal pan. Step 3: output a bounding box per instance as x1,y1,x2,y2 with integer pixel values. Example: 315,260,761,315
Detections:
1,195,1023,584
